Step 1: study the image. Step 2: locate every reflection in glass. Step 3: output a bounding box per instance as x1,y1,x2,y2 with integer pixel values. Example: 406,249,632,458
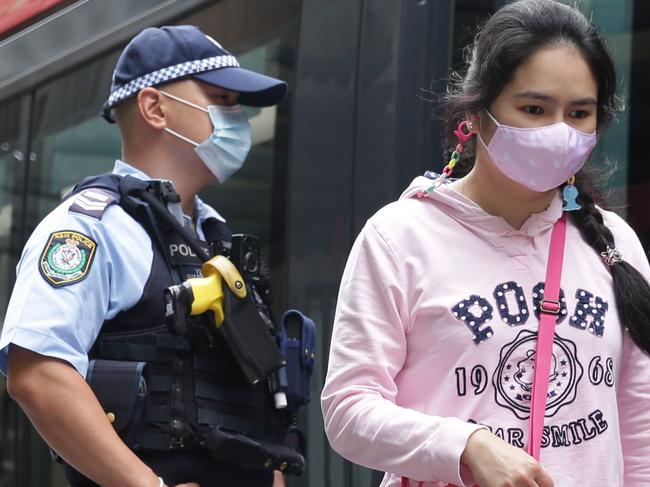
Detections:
27,52,120,229
0,156,16,324
0,96,27,487
0,97,23,327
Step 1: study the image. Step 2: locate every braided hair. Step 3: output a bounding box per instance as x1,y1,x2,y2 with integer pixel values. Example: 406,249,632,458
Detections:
443,0,650,354
572,176,650,352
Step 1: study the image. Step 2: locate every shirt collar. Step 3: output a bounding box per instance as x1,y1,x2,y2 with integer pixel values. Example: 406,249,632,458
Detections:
112,159,226,224
112,159,152,180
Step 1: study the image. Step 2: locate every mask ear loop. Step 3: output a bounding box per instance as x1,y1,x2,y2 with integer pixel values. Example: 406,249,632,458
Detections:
417,120,474,198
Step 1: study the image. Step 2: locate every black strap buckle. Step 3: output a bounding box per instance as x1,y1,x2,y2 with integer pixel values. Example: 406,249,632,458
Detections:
158,181,181,204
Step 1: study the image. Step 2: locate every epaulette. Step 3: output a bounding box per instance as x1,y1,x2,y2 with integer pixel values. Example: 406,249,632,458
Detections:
69,188,119,220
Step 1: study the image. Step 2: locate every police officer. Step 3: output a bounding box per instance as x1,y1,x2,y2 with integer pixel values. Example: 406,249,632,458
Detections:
0,25,290,487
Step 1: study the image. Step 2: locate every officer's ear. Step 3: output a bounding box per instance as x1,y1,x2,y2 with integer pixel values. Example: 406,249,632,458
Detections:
137,87,167,131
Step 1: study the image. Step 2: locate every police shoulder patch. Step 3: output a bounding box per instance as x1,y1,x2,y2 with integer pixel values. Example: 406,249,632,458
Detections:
39,230,98,287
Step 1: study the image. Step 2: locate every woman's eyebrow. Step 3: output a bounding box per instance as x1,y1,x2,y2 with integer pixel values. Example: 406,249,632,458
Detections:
514,90,597,106
568,97,598,106
514,90,554,102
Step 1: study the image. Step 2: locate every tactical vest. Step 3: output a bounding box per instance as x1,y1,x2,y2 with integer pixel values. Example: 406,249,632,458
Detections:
68,174,289,453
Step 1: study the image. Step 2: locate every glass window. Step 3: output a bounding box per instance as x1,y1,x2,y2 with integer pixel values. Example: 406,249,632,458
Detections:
0,95,29,487
26,52,121,230
625,0,649,249
579,0,634,213
0,97,26,322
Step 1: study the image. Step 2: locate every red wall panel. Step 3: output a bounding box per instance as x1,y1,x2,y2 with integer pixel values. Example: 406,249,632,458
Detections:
0,0,66,35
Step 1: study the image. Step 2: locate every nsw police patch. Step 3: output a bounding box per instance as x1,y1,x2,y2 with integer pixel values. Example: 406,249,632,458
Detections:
39,231,97,287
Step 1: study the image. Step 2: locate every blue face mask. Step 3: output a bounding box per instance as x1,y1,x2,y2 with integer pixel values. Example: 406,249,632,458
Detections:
160,90,252,182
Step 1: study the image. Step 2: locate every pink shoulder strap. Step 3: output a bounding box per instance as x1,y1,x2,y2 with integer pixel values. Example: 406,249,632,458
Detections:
401,214,567,487
527,213,567,459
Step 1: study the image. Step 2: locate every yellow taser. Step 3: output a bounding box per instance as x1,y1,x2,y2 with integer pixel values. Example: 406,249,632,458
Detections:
186,255,248,326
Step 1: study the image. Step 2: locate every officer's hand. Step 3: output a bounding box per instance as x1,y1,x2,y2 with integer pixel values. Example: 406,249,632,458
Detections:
172,483,200,487
461,429,554,487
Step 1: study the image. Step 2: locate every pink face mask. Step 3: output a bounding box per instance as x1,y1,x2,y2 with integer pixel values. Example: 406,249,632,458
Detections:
478,111,597,192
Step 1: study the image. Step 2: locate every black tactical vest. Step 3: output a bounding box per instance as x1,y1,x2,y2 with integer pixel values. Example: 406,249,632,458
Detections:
68,174,288,452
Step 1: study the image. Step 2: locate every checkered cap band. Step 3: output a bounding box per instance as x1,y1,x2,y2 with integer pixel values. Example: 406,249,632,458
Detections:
107,55,240,108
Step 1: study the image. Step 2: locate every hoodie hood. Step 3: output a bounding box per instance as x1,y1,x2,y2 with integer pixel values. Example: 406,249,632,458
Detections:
399,174,564,239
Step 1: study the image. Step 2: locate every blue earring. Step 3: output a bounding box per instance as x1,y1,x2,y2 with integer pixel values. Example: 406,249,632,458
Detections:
562,175,581,211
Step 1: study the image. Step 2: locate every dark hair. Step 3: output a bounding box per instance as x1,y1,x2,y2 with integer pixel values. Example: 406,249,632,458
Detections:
443,0,650,354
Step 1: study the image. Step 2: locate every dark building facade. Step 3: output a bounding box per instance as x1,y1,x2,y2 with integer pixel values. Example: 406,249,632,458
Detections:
0,1,647,486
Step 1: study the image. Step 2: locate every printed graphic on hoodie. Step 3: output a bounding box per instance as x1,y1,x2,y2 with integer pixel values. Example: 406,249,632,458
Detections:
493,329,583,419
451,281,609,345
451,279,615,449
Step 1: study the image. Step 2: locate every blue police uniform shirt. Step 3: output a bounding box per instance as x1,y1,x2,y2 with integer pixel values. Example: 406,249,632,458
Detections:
0,160,225,378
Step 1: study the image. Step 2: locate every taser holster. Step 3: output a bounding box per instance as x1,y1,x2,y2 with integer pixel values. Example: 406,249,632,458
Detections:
165,255,286,386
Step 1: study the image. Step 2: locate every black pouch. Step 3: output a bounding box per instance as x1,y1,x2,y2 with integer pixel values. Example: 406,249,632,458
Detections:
202,425,305,476
86,359,148,449
218,286,286,386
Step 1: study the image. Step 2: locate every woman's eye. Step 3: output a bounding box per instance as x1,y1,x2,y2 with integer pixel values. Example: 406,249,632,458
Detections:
570,110,589,119
522,106,544,115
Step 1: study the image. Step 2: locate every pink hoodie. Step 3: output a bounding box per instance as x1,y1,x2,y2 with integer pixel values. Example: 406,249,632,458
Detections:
321,176,650,487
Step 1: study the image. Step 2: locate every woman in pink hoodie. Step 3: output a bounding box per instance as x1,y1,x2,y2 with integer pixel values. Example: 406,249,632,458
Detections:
321,1,650,486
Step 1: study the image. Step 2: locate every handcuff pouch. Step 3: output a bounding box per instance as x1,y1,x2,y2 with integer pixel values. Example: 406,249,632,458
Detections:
86,359,148,448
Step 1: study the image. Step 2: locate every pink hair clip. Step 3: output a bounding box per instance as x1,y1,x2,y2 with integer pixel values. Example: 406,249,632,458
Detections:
453,120,473,144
